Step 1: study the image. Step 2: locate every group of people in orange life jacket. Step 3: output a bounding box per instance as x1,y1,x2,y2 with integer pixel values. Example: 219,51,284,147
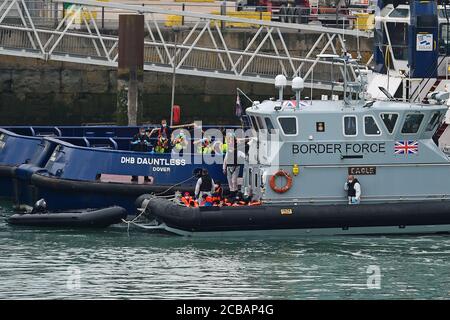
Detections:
180,168,261,207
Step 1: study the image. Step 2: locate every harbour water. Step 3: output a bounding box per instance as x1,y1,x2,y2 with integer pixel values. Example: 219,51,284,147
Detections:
1,200,449,299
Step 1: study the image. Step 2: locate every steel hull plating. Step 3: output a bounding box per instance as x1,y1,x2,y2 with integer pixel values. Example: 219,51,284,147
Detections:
146,197,450,236
0,129,61,198
0,165,15,198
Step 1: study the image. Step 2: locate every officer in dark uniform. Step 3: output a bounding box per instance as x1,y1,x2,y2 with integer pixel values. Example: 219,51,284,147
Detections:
194,169,215,200
130,127,151,182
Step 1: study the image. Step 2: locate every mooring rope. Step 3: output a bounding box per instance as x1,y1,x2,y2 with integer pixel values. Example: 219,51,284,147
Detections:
122,175,197,234
154,175,196,196
121,209,146,234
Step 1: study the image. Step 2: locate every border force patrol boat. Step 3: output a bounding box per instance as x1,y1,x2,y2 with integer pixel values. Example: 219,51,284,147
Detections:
142,58,450,237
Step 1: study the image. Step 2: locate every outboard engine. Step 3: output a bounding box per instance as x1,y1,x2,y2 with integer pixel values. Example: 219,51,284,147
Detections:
31,199,47,214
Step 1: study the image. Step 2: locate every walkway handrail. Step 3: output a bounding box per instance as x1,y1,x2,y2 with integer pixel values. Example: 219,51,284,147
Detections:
0,0,374,91
52,0,373,38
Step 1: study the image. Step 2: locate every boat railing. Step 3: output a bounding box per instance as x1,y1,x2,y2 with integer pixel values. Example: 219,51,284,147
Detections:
1,125,244,138
55,136,230,152
410,53,447,102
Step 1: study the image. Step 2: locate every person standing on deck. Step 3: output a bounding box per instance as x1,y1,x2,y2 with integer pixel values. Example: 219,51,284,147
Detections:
344,175,361,204
223,134,246,198
149,119,195,153
130,127,151,182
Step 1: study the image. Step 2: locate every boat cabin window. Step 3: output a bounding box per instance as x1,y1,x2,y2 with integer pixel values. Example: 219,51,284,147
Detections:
264,117,275,132
380,113,398,134
256,117,266,130
250,116,259,132
417,15,437,29
401,114,424,134
440,24,450,54
277,117,297,135
343,116,357,137
439,7,450,18
388,8,409,18
425,112,441,132
316,122,325,132
364,116,381,136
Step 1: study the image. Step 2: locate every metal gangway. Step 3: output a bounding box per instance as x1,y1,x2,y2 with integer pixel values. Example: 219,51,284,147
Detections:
0,0,374,91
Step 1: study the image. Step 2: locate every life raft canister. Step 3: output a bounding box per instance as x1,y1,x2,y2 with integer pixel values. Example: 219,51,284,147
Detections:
269,170,293,193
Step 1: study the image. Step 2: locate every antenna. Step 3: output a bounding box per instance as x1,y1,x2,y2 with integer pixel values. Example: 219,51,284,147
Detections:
275,75,287,102
292,77,304,109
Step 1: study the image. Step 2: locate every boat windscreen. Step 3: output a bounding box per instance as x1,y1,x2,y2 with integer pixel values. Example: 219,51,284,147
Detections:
401,114,424,134
425,112,441,132
380,113,398,134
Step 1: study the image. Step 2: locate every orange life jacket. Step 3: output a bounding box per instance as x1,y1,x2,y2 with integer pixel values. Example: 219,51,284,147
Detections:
181,196,191,207
190,200,199,208
157,136,168,148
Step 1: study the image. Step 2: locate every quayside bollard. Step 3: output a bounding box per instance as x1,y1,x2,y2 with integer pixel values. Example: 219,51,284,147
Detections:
117,14,145,126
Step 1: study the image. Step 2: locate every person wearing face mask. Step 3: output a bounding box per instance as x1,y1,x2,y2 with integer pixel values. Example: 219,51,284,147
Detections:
149,119,172,153
344,175,361,204
149,119,195,153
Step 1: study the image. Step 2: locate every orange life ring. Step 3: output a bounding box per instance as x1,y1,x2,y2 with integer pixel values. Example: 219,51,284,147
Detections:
269,170,293,193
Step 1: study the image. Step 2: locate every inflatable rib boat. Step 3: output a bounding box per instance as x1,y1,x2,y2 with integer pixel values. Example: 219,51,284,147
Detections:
7,206,127,228
142,197,450,236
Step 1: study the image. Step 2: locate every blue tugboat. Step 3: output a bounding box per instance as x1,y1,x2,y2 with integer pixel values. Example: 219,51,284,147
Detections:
1,124,240,213
0,125,150,198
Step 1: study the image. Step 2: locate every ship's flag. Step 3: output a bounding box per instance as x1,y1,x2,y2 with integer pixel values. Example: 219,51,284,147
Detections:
235,94,242,117
394,140,419,155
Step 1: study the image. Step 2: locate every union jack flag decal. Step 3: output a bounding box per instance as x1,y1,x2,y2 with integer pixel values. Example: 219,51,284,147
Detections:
282,100,310,108
394,140,419,155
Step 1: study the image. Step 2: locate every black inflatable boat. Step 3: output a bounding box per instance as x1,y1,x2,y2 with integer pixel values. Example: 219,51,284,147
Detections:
8,206,127,228
142,197,450,236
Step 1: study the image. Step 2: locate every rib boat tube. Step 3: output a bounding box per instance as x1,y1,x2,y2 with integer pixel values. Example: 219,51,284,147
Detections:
7,206,127,228
143,197,450,236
